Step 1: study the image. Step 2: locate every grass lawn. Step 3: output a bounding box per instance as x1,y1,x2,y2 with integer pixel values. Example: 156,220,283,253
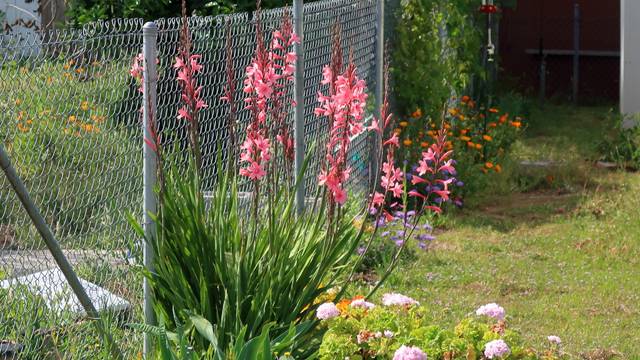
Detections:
379,104,640,359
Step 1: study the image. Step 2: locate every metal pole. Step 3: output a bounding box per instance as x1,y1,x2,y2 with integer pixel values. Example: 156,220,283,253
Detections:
142,21,158,357
0,145,123,360
293,0,305,215
573,2,580,105
372,0,384,191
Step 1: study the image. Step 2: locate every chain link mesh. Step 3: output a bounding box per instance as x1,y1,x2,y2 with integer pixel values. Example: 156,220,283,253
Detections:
0,0,378,357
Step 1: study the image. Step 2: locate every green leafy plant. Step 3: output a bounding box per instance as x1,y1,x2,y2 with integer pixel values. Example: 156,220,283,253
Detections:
317,299,566,359
132,313,309,359
598,116,640,170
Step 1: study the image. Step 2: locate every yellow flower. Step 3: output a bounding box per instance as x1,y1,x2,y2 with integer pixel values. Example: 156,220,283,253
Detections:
399,121,409,128
458,114,466,121
460,136,471,142
17,123,29,133
81,101,90,111
403,139,413,146
483,135,493,142
68,115,77,122
448,108,458,116
75,67,85,74
394,128,402,135
14,98,22,106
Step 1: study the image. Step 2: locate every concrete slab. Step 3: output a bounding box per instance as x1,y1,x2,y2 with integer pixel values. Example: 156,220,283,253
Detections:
0,268,130,316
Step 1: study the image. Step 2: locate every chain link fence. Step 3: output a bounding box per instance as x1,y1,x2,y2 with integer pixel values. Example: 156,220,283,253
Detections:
0,0,379,357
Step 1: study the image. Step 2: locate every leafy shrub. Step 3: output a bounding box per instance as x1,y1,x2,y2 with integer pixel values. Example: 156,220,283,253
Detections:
597,116,640,170
392,0,483,122
317,296,566,359
395,95,526,206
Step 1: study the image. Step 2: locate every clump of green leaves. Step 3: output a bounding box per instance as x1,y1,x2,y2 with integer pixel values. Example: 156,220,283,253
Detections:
598,116,640,170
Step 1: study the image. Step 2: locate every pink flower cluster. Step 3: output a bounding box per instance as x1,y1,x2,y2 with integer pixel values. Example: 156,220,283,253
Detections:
316,302,340,320
350,298,376,310
315,63,368,205
393,345,427,360
238,15,299,180
484,339,511,359
175,54,208,122
475,303,506,320
408,130,455,214
382,292,419,307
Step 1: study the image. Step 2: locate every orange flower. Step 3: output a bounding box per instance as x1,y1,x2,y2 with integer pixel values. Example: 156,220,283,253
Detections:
499,113,509,123
430,123,436,129
461,95,470,103
468,100,475,108
17,123,29,133
494,164,502,173
14,98,22,106
460,135,471,142
394,128,402,135
411,108,423,118
444,123,451,130
399,121,409,128
510,121,522,128
420,141,429,148
483,135,493,142
467,141,475,148
337,299,351,313
481,167,489,174
447,131,453,137
458,114,466,121
485,162,494,169
460,129,469,135
448,108,458,116
489,108,499,113
488,122,497,128
68,115,77,122
403,139,413,146
427,130,436,137
475,143,482,150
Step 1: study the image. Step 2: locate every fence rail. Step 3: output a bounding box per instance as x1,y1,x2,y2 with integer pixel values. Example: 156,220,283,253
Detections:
0,0,380,357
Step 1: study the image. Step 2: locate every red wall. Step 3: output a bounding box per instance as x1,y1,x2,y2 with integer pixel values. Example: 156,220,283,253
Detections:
498,0,620,102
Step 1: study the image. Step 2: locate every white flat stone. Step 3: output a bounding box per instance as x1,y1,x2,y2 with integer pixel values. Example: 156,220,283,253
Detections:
0,268,130,316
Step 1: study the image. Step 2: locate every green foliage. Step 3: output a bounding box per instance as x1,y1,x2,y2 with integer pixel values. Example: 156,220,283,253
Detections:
392,0,483,121
64,0,296,25
318,303,564,359
597,116,640,170
133,313,309,359
129,160,363,354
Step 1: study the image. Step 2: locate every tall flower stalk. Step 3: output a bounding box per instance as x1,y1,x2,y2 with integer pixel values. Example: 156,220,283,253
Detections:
176,0,208,172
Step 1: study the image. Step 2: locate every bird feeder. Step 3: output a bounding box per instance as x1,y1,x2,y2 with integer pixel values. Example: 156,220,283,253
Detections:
480,0,498,14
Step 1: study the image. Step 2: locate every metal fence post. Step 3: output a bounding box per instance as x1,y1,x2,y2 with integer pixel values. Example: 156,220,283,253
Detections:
372,0,384,191
573,2,580,105
293,0,305,215
142,21,158,358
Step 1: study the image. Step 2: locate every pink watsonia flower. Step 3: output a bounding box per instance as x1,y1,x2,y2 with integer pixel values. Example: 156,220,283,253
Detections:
475,303,506,320
237,10,299,180
393,345,427,360
315,60,368,206
408,130,456,214
382,293,419,307
484,339,510,359
316,302,340,320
